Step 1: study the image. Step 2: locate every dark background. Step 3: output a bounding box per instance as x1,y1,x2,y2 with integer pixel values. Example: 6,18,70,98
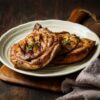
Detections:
0,0,100,100
0,0,100,35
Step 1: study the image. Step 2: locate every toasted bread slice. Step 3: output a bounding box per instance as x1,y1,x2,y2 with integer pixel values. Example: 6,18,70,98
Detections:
51,38,95,64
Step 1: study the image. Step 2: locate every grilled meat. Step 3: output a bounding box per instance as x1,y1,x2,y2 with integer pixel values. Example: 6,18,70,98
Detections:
10,24,60,70
56,32,80,55
10,23,95,70
51,38,95,64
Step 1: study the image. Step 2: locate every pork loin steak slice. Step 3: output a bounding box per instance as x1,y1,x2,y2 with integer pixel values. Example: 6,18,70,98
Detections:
51,38,95,64
10,23,60,70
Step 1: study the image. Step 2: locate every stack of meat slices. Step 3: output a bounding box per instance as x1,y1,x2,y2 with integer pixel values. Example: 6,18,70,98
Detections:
10,23,95,70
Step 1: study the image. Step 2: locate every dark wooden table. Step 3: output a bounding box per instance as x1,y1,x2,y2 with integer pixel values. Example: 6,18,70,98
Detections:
0,0,100,100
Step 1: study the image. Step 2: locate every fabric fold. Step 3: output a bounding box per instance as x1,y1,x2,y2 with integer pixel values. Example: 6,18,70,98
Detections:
56,58,100,100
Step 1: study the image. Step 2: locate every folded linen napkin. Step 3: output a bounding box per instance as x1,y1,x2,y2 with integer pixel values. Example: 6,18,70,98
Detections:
56,58,100,100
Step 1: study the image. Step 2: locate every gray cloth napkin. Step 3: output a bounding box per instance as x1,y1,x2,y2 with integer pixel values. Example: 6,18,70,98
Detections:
56,58,100,100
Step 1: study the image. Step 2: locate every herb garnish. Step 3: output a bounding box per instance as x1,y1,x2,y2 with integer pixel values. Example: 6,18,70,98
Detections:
61,39,70,45
26,43,33,52
26,42,40,52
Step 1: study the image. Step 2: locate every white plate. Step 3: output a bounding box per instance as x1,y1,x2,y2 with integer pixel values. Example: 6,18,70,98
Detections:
0,20,100,77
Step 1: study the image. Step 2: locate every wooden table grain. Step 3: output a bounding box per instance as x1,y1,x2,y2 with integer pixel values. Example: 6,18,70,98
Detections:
0,0,100,100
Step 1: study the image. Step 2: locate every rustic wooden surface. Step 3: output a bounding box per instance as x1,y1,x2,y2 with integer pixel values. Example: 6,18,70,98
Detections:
0,0,100,100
